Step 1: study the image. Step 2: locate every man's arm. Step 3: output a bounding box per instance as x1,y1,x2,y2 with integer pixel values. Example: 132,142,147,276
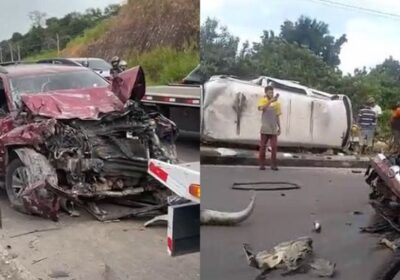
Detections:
258,98,273,111
258,96,279,111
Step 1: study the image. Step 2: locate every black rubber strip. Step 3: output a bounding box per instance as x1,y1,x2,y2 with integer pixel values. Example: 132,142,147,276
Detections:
232,181,301,191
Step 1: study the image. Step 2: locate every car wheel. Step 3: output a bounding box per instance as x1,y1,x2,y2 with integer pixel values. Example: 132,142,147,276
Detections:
5,158,30,214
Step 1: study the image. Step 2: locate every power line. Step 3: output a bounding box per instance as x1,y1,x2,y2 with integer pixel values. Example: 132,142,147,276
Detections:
304,0,400,20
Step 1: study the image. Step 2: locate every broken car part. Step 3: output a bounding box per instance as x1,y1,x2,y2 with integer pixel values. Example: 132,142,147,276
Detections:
365,153,400,279
243,237,335,278
232,181,301,191
200,193,255,226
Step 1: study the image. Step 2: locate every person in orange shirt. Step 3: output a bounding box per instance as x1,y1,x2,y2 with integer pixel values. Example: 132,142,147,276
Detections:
257,86,281,171
391,102,400,151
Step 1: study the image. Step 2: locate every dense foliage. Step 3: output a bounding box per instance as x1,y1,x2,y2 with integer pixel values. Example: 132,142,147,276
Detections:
0,4,120,61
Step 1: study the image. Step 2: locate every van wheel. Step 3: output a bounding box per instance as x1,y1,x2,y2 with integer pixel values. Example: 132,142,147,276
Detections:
5,158,30,214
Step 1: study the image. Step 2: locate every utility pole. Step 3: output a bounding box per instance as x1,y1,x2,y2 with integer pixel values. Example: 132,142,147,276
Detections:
9,43,13,62
17,44,21,62
56,33,60,55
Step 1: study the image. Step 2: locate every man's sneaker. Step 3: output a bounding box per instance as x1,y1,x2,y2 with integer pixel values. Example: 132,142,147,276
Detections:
259,166,266,170
271,166,279,171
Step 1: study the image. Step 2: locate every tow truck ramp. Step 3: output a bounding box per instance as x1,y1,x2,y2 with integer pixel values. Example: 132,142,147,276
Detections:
148,159,200,256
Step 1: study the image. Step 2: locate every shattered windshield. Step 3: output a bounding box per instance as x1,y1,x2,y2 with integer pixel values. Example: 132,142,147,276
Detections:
9,70,109,96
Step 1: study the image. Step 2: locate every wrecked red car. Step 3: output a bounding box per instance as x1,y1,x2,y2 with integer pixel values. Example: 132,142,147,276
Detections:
0,64,178,221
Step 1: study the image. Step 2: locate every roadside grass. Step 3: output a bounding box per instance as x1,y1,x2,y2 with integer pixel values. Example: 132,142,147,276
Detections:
24,50,58,62
127,45,199,85
62,20,110,56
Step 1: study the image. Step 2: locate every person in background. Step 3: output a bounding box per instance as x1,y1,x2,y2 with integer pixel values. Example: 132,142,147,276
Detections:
110,56,123,78
257,86,281,171
370,97,382,117
357,98,377,154
119,60,128,71
391,102,400,152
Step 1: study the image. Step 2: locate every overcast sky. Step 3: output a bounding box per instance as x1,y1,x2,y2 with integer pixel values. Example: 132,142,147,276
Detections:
0,0,123,41
201,0,400,74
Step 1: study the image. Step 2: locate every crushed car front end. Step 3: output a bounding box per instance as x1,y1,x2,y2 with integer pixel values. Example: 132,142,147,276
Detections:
1,65,179,221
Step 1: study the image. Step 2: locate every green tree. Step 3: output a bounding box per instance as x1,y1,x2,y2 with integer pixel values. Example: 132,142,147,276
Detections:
200,18,239,76
104,4,121,17
280,16,347,67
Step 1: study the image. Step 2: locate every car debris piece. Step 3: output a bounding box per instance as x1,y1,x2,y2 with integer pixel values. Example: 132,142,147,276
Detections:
10,227,60,238
312,221,322,233
200,193,255,225
48,270,70,278
232,181,301,191
144,214,168,227
310,258,336,277
32,257,47,265
243,237,336,278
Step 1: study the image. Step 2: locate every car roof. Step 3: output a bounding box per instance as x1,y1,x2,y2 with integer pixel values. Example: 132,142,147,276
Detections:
68,57,107,61
3,64,89,77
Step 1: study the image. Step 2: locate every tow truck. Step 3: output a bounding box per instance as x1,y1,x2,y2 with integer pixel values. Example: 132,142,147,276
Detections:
144,65,204,134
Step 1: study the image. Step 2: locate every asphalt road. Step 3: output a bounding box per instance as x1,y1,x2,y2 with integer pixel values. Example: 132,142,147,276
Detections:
0,137,199,280
201,165,397,280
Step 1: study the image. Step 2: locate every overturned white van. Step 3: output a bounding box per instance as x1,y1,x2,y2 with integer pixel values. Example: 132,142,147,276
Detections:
202,76,353,149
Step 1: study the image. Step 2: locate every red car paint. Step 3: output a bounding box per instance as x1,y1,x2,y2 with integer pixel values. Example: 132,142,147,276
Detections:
0,64,145,174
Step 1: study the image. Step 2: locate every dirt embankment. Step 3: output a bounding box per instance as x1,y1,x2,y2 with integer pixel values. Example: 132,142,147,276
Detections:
63,0,199,60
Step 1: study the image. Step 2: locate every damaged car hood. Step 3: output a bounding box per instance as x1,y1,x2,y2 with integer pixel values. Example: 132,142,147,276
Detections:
21,88,126,120
20,66,146,120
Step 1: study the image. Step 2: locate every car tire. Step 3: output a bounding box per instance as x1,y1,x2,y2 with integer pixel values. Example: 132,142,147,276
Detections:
5,158,30,214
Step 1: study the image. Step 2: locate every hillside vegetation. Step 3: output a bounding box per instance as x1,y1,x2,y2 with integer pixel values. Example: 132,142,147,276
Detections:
17,0,199,85
62,0,199,84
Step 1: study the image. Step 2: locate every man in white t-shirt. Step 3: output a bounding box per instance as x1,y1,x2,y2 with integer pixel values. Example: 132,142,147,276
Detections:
370,97,382,116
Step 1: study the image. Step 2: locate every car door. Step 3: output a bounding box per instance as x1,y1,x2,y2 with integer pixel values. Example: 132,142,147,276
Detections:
112,66,145,103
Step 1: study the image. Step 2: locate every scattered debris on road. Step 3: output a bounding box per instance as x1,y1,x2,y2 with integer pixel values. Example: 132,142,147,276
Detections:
380,238,400,251
32,257,47,265
310,258,336,277
200,193,255,226
232,181,301,191
312,221,322,233
10,227,60,238
48,270,70,278
243,237,335,278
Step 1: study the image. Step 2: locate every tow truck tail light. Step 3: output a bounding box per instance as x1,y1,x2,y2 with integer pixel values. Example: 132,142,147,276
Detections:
149,162,168,182
167,237,173,255
189,184,201,199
